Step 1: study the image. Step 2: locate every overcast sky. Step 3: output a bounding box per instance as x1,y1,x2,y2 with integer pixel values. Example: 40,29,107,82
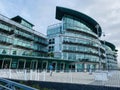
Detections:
0,0,120,64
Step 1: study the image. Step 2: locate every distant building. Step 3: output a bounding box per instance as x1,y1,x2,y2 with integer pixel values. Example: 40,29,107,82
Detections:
47,6,118,70
101,41,118,69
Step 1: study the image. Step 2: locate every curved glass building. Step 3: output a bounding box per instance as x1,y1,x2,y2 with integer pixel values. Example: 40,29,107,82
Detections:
101,41,118,69
47,6,112,70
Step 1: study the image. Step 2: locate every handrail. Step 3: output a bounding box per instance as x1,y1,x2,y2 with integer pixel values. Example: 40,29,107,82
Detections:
0,78,37,90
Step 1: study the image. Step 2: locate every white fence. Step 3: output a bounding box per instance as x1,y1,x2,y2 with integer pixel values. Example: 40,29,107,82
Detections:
0,69,119,86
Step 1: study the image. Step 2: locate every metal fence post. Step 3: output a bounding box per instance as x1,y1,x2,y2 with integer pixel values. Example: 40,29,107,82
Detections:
35,70,37,80
30,69,32,80
9,69,11,79
70,70,72,83
43,70,46,81
24,69,27,80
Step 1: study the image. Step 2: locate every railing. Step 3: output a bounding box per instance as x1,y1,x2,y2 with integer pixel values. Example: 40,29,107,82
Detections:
0,78,37,90
0,34,13,44
0,69,120,87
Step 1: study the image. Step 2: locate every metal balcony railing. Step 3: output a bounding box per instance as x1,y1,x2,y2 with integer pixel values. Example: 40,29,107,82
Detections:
0,78,37,90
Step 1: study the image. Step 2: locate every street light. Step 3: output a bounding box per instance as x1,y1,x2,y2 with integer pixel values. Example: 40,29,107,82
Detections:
95,24,101,70
102,32,107,70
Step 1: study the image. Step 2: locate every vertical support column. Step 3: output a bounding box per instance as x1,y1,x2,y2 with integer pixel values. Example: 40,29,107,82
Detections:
23,60,26,69
2,59,4,69
96,64,99,70
55,62,57,72
84,63,87,72
63,63,65,72
36,61,38,69
9,59,12,69
75,63,77,72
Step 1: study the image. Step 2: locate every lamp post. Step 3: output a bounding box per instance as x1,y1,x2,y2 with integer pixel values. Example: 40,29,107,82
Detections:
95,24,101,70
102,32,107,69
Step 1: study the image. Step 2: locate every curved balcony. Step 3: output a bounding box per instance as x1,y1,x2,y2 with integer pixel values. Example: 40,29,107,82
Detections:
62,40,105,53
63,49,99,57
63,23,98,38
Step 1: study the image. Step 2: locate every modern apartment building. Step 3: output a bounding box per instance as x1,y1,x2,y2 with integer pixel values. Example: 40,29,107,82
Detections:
0,14,48,69
0,6,118,70
0,14,73,70
47,6,118,70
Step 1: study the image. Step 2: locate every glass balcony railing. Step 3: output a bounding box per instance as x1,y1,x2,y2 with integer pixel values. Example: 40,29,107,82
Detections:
34,38,48,45
13,39,33,49
0,23,11,32
0,34,13,44
63,23,98,38
14,30,34,40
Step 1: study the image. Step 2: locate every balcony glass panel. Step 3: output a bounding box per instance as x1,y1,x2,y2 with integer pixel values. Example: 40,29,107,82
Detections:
0,23,11,31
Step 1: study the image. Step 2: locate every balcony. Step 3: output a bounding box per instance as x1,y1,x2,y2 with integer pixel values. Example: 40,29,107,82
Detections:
33,46,48,53
34,38,48,46
0,35,13,45
63,40,105,53
63,23,98,38
62,49,99,57
13,40,33,50
0,23,11,33
14,30,34,41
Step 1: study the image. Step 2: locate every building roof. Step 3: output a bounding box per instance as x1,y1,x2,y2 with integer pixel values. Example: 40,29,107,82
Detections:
101,40,116,51
11,15,34,27
56,6,102,37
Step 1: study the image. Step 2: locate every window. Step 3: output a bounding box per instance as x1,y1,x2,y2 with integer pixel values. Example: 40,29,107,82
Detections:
2,49,7,54
49,38,55,44
13,50,17,55
48,46,54,52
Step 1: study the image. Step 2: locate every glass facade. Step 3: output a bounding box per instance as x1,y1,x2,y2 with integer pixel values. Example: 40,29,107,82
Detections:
101,42,117,69
47,6,118,70
0,14,48,57
47,15,105,61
